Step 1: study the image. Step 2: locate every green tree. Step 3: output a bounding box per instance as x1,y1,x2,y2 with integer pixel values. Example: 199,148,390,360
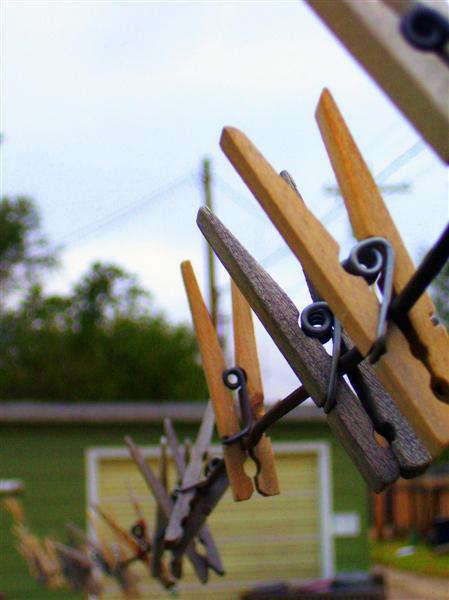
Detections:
0,197,207,401
0,196,56,301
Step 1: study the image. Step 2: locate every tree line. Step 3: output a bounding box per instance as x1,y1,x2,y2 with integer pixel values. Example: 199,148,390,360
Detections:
0,196,207,401
0,195,447,402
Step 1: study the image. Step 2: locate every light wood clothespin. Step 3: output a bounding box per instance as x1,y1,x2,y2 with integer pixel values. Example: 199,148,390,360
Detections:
231,281,280,496
181,260,279,501
316,88,449,402
88,507,141,600
87,509,116,573
91,504,148,564
305,0,449,163
219,126,449,459
280,169,431,479
125,483,176,590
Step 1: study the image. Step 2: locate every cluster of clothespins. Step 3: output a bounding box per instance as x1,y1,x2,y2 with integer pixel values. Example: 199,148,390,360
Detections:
178,0,449,506
4,1,449,597
4,497,103,596
4,412,229,598
186,83,449,505
175,0,449,512
4,495,151,597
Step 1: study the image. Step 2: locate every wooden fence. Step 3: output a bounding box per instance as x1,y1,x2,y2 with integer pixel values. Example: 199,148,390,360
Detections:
372,474,449,540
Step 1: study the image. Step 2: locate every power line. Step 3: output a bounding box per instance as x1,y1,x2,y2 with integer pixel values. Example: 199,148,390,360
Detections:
260,202,343,267
376,141,424,183
261,141,425,269
213,173,264,218
57,172,194,249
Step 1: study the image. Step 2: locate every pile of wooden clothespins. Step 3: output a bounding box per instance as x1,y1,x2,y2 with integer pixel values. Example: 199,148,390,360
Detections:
115,32,449,585
5,1,449,597
167,0,449,577
4,413,227,598
4,495,146,598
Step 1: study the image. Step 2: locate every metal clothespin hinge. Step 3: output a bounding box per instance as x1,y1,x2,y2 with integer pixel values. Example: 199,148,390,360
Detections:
401,3,449,65
129,522,151,555
170,458,228,577
300,301,342,413
342,236,395,363
301,237,394,408
220,367,253,446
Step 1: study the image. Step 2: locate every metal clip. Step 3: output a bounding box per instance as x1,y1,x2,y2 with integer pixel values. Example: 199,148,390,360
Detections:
401,3,449,65
300,301,342,413
342,237,395,363
221,367,253,445
170,458,228,576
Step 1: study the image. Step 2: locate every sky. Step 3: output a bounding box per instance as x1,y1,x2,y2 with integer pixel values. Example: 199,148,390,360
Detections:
1,0,448,401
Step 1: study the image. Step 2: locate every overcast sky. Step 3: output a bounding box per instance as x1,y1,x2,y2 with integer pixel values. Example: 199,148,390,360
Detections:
1,1,448,400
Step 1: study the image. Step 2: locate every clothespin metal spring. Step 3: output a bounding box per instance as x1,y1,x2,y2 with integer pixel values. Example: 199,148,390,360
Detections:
237,211,446,447
342,236,395,363
221,367,253,446
401,3,449,66
173,456,223,495
300,301,342,413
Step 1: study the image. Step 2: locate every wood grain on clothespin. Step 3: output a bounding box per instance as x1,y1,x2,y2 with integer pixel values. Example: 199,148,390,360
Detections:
125,435,210,583
165,403,215,543
220,126,449,458
316,88,449,403
163,417,225,576
87,509,116,571
305,0,449,163
231,282,280,496
198,207,400,492
92,504,143,559
280,169,431,478
181,261,253,501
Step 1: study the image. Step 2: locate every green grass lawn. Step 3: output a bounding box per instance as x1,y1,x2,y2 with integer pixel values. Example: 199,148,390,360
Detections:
371,539,449,578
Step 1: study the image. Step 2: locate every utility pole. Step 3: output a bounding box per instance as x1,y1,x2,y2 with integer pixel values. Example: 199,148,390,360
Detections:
201,159,219,330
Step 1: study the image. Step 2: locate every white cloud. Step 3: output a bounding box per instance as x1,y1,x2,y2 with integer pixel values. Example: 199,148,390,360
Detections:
46,232,205,324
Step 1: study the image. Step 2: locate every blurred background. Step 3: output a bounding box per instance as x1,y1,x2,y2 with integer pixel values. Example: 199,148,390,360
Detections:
2,0,448,400
0,1,448,599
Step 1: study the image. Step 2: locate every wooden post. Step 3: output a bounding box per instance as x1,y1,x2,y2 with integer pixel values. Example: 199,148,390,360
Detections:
373,492,385,541
201,159,219,330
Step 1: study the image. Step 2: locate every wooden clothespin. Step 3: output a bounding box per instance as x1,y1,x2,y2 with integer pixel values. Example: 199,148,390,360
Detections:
92,504,144,560
181,260,279,501
5,504,63,589
316,88,449,402
127,482,152,554
198,207,401,492
305,0,449,163
164,403,214,543
87,508,142,600
124,482,175,590
88,509,141,599
218,126,449,460
163,414,225,578
181,261,252,501
150,436,170,582
87,509,117,574
280,169,431,479
50,539,101,595
125,435,213,583
13,524,62,589
231,281,280,496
